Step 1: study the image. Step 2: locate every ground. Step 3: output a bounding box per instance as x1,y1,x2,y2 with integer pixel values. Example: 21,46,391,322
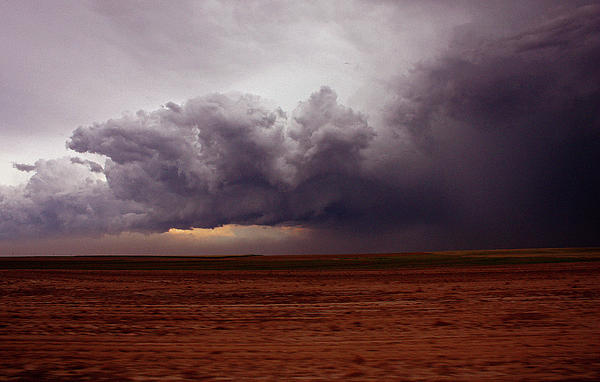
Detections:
1,249,599,381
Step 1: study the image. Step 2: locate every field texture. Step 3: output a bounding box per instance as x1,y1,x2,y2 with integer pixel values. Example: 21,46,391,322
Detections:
1,249,599,381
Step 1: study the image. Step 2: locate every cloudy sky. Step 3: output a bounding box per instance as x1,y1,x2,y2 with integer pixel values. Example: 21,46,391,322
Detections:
1,0,598,255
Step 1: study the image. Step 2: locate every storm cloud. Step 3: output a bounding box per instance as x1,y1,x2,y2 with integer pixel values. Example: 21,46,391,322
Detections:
67,87,434,233
385,4,600,247
1,2,599,251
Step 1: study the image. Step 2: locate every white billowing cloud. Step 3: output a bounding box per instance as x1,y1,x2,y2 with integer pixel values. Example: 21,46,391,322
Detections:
67,87,385,233
0,157,144,239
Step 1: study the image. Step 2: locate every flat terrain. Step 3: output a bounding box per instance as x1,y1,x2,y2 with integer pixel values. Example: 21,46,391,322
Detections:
1,249,599,380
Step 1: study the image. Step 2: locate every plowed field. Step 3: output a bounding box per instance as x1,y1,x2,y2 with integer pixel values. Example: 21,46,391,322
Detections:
1,251,599,380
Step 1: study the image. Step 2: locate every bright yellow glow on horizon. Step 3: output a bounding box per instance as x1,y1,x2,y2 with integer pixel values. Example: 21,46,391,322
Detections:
168,226,236,238
166,224,308,240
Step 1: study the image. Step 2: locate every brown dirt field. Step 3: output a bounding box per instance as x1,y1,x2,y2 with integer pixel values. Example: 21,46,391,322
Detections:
1,261,599,381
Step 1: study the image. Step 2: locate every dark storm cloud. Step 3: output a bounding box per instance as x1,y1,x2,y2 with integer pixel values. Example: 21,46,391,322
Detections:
1,3,598,249
67,87,432,233
385,4,600,247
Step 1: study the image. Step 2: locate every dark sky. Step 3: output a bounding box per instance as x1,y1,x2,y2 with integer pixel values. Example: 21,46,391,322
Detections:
1,1,599,255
